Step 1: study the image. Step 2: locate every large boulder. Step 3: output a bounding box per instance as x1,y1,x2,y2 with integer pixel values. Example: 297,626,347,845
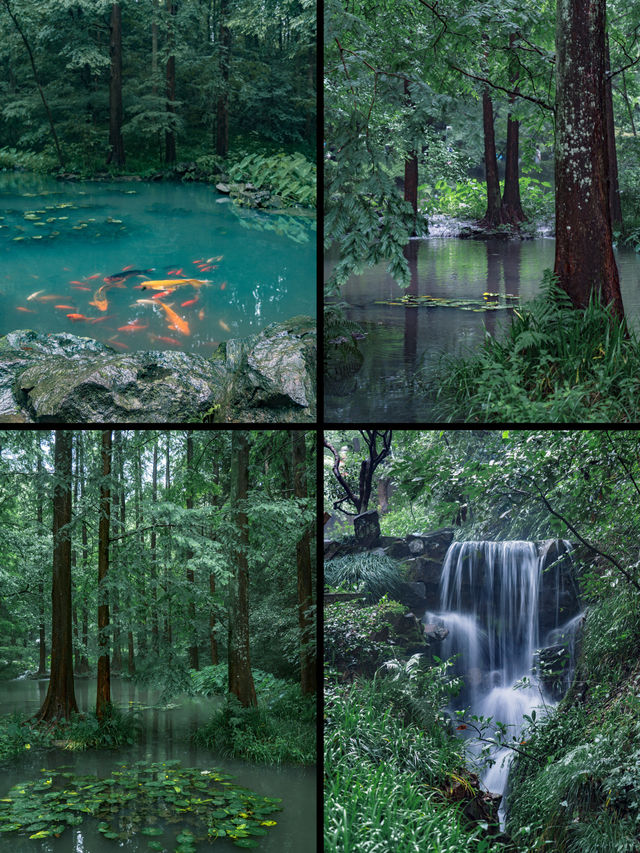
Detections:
353,510,381,548
0,318,316,423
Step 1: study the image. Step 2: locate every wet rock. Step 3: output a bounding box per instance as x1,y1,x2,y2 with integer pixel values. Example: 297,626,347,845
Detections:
424,622,449,642
408,538,424,554
0,318,316,423
216,183,231,193
353,510,381,548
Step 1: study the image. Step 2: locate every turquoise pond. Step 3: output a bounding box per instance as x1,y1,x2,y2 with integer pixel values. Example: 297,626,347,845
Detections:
0,174,316,353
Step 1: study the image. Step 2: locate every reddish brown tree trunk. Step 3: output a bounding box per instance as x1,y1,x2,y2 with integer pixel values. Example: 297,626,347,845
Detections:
165,0,177,164
554,0,623,320
501,35,524,225
96,429,112,721
186,430,199,670
36,448,47,676
209,456,219,666
35,430,78,722
292,431,316,695
480,90,503,227
107,3,125,167
216,0,231,157
228,431,257,707
128,630,135,675
150,440,159,653
404,78,419,236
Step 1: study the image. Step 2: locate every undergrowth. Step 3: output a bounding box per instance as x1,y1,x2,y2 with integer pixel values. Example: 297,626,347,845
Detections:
325,551,405,602
431,272,640,423
424,176,554,223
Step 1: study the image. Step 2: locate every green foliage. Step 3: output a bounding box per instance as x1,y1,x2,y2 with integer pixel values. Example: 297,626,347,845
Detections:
0,761,281,848
324,596,404,673
580,588,640,690
57,704,141,750
324,663,502,852
0,147,55,173
0,713,52,761
194,691,316,765
325,552,405,601
190,664,283,698
425,177,554,223
227,151,316,207
431,272,640,422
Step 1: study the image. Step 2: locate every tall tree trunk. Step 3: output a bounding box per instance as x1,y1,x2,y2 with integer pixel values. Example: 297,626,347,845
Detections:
150,439,159,653
128,630,135,675
605,36,622,231
228,431,257,707
107,3,125,167
481,89,503,227
1,0,65,168
134,444,147,657
35,430,78,722
292,431,316,695
501,34,524,225
165,0,177,164
97,429,112,721
209,457,219,667
216,0,231,157
164,432,172,647
403,78,419,236
36,447,47,676
554,0,623,320
111,431,125,675
186,430,199,670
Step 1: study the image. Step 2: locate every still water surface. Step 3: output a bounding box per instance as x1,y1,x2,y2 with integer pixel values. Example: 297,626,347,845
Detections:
0,174,316,353
325,237,640,422
0,677,316,852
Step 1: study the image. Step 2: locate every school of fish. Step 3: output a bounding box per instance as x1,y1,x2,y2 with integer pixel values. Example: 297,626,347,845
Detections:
17,259,230,349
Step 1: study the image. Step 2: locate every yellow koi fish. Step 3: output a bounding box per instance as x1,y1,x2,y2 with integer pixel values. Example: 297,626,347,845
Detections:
156,300,190,335
138,278,210,291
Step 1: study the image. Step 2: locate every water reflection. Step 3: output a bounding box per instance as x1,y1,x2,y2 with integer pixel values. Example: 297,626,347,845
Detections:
325,236,640,422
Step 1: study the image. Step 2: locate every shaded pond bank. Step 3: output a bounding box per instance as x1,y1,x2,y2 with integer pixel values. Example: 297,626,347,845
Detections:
325,237,640,422
0,677,316,852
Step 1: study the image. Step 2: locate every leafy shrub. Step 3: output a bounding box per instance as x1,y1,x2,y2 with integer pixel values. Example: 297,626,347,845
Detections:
57,704,141,749
0,147,56,173
190,664,285,699
324,596,405,674
0,713,53,760
580,588,640,686
227,151,316,207
431,272,640,423
325,552,405,601
424,176,554,223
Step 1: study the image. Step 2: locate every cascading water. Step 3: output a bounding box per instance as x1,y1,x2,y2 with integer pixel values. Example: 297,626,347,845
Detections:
424,539,579,825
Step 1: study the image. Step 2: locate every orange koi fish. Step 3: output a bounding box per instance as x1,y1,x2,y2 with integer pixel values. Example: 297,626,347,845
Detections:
108,339,129,350
67,313,92,321
87,273,101,280
118,322,148,333
89,316,112,324
220,282,227,290
121,264,134,271
155,301,190,335
90,284,109,311
71,285,92,291
38,295,63,302
219,319,230,332
181,297,198,307
152,290,172,300
198,308,205,321
149,333,181,345
55,305,76,310
16,306,35,313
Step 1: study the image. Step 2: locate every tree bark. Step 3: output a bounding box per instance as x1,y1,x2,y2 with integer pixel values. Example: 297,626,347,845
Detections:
501,34,525,225
107,3,125,167
96,429,112,721
150,439,160,653
228,431,257,707
292,431,316,695
165,0,177,164
209,456,219,666
36,447,47,676
404,78,419,236
35,430,78,722
186,430,199,670
554,0,624,320
216,0,231,157
480,90,503,227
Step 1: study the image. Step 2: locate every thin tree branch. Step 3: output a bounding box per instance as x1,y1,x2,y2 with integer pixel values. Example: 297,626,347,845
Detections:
448,61,554,111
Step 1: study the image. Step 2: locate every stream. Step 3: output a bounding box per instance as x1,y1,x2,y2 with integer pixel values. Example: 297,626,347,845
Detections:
0,174,316,354
0,677,316,852
324,236,640,421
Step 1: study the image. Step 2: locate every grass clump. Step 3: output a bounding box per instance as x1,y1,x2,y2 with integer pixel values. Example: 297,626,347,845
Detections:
324,596,406,675
325,551,405,602
431,272,640,423
194,688,316,766
325,657,504,852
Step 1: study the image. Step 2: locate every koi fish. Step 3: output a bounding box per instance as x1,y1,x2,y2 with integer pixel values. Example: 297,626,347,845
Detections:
155,300,190,335
133,299,156,306
70,285,92,291
167,268,184,276
149,333,181,345
16,306,35,313
219,319,230,332
55,305,76,310
121,264,134,271
108,339,129,350
118,322,148,332
207,255,223,263
87,273,101,280
137,278,210,291
181,297,198,307
38,295,63,302
220,282,227,290
198,308,205,321
26,289,45,301
152,290,172,300
66,313,92,321
89,316,112,324
90,284,110,311
104,268,155,283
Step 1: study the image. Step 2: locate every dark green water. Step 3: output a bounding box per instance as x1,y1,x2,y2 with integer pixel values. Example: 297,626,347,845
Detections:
0,174,316,353
0,678,316,852
325,237,640,422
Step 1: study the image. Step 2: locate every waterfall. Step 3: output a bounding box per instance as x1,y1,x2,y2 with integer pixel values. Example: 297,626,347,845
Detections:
424,539,578,822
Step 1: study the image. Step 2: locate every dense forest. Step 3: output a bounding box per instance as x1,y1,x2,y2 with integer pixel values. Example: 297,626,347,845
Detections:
0,428,317,851
324,1,640,422
0,0,316,177
324,429,640,852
